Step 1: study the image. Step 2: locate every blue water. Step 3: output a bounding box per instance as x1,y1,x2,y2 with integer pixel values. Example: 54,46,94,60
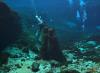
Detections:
0,1,100,72
3,0,100,32
1,0,100,49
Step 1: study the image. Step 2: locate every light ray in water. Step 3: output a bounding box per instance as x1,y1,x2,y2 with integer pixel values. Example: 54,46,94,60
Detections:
68,0,73,6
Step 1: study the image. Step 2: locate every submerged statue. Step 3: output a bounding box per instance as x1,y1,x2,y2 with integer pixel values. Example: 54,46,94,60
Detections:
39,24,66,62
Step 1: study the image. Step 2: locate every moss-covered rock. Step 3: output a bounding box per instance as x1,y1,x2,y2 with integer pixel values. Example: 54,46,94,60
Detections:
0,2,21,50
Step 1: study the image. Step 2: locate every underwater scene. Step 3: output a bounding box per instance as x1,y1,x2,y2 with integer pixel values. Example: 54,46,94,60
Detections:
0,0,100,73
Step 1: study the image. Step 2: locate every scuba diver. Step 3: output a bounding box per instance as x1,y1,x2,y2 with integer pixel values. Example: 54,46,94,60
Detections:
34,12,66,62
35,14,43,24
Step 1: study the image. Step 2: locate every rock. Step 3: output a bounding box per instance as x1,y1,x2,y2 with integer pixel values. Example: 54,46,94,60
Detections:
4,47,23,58
62,70,80,73
1,66,11,72
21,59,26,62
31,62,39,72
22,47,29,53
15,64,22,68
84,41,97,48
87,35,100,43
0,53,10,66
27,66,31,69
34,56,41,60
50,60,60,67
86,41,96,46
0,2,21,51
39,63,52,73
